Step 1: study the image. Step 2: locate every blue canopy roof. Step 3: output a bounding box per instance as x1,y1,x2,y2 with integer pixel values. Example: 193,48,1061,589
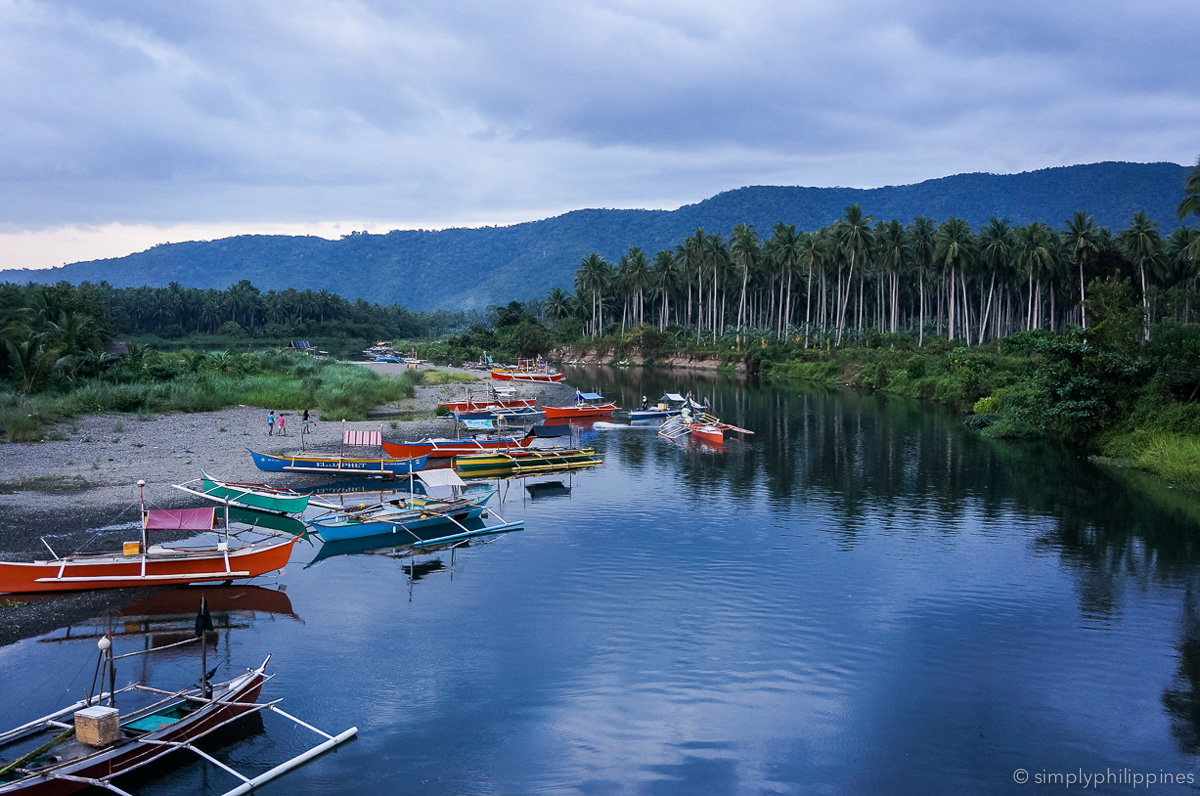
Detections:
579,392,603,401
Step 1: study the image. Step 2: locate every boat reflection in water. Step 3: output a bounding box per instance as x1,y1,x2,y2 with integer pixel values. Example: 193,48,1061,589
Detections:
38,585,303,649
306,518,521,600
308,517,521,567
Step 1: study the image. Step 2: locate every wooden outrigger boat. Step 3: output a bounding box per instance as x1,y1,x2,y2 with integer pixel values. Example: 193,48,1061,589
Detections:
381,431,535,459
454,447,602,477
658,412,754,448
451,405,543,421
172,472,313,514
490,358,564,382
542,392,619,419
309,490,519,543
438,388,537,414
247,448,427,477
629,393,707,422
0,614,355,795
0,486,299,595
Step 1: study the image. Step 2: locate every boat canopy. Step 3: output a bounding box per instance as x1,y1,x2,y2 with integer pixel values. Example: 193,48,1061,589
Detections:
662,393,686,402
579,392,603,401
531,424,571,438
416,469,467,488
144,507,217,531
463,419,494,430
343,429,382,447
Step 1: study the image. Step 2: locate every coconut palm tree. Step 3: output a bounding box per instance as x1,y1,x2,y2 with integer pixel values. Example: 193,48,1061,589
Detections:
977,218,1013,343
933,217,974,342
730,224,760,345
1062,211,1100,329
910,217,936,345
574,253,612,337
765,223,803,338
650,250,681,331
681,229,706,339
1178,157,1200,222
874,220,909,334
618,246,650,329
797,230,827,347
1117,211,1163,341
545,288,572,323
833,205,874,344
1014,223,1057,330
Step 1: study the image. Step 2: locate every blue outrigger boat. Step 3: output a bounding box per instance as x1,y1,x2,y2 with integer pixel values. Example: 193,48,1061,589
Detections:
308,490,521,543
247,448,428,477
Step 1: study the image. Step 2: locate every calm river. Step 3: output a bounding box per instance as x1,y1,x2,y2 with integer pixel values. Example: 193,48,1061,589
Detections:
3,367,1199,795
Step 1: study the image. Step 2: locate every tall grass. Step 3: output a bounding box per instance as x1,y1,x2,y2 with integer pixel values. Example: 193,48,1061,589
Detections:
2,359,420,441
415,369,480,386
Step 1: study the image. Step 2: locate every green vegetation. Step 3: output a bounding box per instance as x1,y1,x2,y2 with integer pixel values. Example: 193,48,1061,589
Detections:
0,348,418,441
3,160,1200,494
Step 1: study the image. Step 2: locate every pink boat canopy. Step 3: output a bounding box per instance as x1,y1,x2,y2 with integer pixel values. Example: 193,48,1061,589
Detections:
144,507,217,531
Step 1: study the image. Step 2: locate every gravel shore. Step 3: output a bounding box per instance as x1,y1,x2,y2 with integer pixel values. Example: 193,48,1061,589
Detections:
0,363,575,645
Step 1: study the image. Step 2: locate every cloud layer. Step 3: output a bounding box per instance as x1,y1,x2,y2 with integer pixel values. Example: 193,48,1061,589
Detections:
1,0,1197,268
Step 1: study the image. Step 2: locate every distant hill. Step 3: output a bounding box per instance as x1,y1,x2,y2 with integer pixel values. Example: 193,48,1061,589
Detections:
3,161,1190,311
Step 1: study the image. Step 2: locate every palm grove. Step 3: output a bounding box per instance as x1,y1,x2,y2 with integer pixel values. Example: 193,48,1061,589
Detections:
552,162,1200,349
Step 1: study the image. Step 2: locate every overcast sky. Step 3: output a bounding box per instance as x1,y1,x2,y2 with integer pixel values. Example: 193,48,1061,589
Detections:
1,0,1197,271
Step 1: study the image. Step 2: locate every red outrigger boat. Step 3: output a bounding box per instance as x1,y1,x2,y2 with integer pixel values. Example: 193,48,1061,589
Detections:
490,359,564,382
0,487,298,594
1,615,355,795
381,431,536,459
438,388,538,414
542,392,619,419
658,412,754,449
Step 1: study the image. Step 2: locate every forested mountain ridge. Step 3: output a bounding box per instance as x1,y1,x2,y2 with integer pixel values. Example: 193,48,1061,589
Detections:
4,161,1189,311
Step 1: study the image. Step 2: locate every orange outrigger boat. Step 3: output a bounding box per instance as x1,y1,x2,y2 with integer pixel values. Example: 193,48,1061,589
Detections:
0,484,298,594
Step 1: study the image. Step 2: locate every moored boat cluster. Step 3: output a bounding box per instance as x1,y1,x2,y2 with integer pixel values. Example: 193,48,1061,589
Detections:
0,374,753,793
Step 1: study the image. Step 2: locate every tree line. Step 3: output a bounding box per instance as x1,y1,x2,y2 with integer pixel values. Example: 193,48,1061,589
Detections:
0,279,483,392
550,161,1200,348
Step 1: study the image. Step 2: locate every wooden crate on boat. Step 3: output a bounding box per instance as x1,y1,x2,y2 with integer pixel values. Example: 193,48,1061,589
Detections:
122,541,141,556
75,705,120,746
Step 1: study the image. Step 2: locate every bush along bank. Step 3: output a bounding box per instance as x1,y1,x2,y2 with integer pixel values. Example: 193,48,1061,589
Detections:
0,348,420,442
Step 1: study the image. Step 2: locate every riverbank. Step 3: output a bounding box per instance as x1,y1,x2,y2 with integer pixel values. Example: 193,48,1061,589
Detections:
0,363,578,645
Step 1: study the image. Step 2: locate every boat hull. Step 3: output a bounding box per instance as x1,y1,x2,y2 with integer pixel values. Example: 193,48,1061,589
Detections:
451,407,543,421
542,403,618,419
439,397,537,412
0,669,265,796
629,408,681,422
489,369,564,382
455,448,602,477
313,504,490,543
0,536,297,594
381,434,534,459
689,425,724,446
199,477,310,514
247,449,427,476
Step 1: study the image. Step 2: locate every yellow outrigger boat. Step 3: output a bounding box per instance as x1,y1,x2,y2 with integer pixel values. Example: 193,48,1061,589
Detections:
454,447,602,477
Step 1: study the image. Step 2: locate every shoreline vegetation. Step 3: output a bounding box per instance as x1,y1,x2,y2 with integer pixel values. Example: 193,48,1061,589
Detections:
2,161,1199,489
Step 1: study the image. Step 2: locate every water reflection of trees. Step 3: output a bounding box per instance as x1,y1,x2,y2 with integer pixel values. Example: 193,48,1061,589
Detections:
1165,583,1200,753
579,365,1200,753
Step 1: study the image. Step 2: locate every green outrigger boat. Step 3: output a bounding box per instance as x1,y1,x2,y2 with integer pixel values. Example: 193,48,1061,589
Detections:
173,472,313,515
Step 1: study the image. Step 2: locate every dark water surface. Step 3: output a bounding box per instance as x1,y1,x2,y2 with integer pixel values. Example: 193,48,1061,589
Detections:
4,368,1200,795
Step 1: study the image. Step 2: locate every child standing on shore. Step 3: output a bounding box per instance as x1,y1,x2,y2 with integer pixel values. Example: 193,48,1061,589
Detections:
267,410,276,436
278,414,287,436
